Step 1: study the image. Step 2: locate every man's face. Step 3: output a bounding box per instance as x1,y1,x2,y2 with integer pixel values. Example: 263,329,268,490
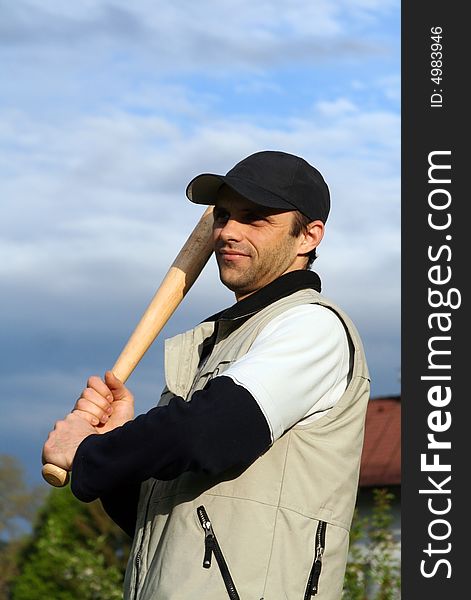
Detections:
213,186,306,300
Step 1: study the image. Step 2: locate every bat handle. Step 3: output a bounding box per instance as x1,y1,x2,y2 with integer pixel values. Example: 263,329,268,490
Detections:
42,463,70,487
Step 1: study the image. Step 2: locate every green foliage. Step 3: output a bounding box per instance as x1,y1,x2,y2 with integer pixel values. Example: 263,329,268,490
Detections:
11,486,130,600
0,455,46,599
343,488,401,600
0,539,25,600
0,455,45,540
343,506,369,599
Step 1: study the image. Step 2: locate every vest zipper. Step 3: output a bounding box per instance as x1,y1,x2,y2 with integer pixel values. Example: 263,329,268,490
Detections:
133,481,157,600
303,520,327,599
197,505,240,600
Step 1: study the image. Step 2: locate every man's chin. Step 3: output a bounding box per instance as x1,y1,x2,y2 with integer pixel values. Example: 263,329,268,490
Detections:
219,275,241,294
218,270,250,295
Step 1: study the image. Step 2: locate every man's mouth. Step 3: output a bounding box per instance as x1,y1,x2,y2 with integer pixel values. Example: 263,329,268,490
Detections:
218,248,250,261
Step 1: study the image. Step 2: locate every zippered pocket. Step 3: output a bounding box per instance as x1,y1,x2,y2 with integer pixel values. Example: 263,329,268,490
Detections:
133,480,157,600
304,520,327,599
197,505,240,600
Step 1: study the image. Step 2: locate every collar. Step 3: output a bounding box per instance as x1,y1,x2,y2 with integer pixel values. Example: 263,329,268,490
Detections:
203,270,322,323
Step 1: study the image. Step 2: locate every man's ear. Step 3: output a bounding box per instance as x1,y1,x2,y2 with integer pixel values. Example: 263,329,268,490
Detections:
298,220,324,254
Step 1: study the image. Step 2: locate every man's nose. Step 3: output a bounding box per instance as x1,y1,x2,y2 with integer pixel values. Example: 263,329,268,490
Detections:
217,218,244,242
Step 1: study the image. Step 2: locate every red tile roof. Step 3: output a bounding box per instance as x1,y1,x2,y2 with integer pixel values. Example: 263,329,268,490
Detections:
359,396,401,487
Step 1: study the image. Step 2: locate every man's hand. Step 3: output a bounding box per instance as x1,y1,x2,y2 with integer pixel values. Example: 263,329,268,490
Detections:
42,412,97,471
41,372,134,474
73,370,134,434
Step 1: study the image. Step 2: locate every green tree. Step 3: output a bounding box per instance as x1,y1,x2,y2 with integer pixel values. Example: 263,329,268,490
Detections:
11,485,131,600
367,489,400,600
343,488,400,599
343,507,369,599
0,455,46,600
0,455,45,540
0,538,24,600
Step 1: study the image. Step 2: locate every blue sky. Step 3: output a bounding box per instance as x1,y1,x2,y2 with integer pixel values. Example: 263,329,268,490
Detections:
0,0,400,486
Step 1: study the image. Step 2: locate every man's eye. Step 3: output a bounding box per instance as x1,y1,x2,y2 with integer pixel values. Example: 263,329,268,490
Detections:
244,212,265,223
214,210,229,223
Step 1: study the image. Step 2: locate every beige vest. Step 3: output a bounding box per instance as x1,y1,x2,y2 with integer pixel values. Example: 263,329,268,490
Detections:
124,289,370,600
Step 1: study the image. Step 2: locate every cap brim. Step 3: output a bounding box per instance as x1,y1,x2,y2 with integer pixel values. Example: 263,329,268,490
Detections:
186,173,296,212
186,173,226,205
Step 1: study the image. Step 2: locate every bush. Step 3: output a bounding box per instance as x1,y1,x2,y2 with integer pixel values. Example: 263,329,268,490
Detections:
11,487,130,600
343,488,400,600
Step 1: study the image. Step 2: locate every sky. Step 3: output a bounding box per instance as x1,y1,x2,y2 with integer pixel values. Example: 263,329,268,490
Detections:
0,0,400,487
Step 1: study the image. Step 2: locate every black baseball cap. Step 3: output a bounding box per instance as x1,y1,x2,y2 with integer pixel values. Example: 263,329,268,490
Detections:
186,150,330,223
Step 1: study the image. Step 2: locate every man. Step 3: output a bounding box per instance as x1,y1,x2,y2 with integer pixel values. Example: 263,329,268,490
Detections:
43,150,370,600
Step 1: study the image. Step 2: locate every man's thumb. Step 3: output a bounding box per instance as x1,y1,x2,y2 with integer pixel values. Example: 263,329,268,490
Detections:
104,370,133,402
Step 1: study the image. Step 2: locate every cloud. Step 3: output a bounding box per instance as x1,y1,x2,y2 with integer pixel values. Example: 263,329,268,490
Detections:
2,0,397,71
316,97,359,117
1,99,399,355
235,79,283,95
1,93,400,257
377,74,401,102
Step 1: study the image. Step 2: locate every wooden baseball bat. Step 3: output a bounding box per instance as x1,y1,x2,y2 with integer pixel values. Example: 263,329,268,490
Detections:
42,206,214,487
